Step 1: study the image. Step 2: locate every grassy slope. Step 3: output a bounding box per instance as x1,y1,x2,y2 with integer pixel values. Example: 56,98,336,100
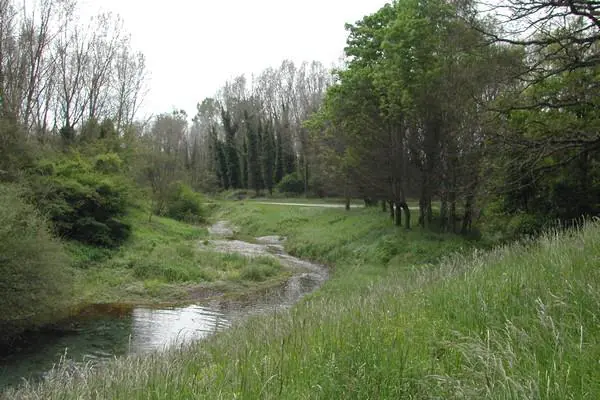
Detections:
65,207,290,307
7,204,600,399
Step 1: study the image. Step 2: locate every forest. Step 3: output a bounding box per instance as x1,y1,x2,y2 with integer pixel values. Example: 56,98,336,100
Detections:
1,0,599,344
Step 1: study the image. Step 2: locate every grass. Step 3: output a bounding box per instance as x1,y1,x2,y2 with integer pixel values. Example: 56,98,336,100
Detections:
4,203,600,399
65,207,290,307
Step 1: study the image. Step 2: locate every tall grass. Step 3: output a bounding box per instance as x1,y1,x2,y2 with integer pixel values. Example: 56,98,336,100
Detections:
5,204,600,399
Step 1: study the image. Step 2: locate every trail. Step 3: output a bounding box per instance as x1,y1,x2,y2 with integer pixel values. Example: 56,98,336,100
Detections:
253,201,421,210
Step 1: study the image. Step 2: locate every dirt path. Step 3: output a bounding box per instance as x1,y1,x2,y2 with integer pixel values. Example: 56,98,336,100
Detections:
253,202,363,208
254,201,421,210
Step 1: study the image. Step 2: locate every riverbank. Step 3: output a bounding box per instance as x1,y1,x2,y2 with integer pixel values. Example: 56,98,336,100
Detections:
65,207,296,307
0,213,328,389
5,203,600,398
0,204,296,347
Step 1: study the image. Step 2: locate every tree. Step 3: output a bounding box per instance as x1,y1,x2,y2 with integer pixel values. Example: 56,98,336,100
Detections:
310,0,515,231
473,0,600,227
221,107,241,189
245,111,261,195
261,119,276,195
274,127,285,184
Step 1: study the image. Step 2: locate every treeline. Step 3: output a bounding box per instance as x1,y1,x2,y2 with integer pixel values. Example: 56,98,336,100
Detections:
0,0,145,146
307,0,600,235
187,61,332,196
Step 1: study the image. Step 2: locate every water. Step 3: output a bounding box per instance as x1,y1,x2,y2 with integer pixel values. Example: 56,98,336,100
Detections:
0,222,327,390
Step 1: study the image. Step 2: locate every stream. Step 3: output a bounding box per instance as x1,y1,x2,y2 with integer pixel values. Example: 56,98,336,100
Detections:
0,221,328,390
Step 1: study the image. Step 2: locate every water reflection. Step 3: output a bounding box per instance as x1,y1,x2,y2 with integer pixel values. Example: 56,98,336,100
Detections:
129,305,230,353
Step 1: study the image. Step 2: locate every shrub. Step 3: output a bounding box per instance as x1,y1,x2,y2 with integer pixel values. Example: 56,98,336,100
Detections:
94,152,123,174
163,182,205,223
28,154,131,247
0,184,73,342
276,172,304,195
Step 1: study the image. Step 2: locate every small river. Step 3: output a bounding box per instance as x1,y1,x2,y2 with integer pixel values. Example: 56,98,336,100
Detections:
0,222,328,390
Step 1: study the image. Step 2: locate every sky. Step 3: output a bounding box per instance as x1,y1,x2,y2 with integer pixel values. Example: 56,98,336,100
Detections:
78,0,390,120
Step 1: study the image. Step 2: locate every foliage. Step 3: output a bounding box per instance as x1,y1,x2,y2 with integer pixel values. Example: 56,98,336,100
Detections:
0,117,36,182
245,111,261,195
307,0,516,230
28,153,131,247
276,172,305,195
162,182,206,223
492,57,600,224
0,184,73,342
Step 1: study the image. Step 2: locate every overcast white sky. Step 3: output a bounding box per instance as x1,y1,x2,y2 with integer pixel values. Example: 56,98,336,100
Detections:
78,0,389,119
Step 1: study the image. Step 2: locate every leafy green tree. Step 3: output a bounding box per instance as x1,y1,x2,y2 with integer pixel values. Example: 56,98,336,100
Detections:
274,128,285,184
245,111,261,195
261,119,276,195
221,108,242,188
210,126,230,189
277,172,304,195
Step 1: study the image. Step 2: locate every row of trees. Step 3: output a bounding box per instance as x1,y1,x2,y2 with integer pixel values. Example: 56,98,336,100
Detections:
190,61,333,195
0,0,146,142
136,60,333,205
306,0,599,233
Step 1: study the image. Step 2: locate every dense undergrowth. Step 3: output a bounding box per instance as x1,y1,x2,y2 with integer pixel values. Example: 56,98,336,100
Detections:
6,203,598,399
0,184,73,342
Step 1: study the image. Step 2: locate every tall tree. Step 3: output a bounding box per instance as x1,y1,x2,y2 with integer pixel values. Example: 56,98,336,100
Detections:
261,119,275,195
221,107,241,189
245,111,261,195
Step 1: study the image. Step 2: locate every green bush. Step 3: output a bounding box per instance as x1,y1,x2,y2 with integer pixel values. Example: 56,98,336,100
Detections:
0,184,73,342
276,172,304,195
94,152,123,174
163,182,205,223
28,154,131,247
506,212,552,238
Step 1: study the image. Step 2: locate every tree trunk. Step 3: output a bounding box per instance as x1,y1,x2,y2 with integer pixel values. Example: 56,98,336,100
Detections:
394,202,402,226
304,162,309,197
450,191,457,233
440,193,448,231
419,197,426,228
427,200,433,225
389,201,395,220
345,196,350,211
401,202,411,229
381,200,387,212
461,194,474,234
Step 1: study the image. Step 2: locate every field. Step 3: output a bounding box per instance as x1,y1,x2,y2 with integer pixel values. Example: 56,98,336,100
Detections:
5,202,600,399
